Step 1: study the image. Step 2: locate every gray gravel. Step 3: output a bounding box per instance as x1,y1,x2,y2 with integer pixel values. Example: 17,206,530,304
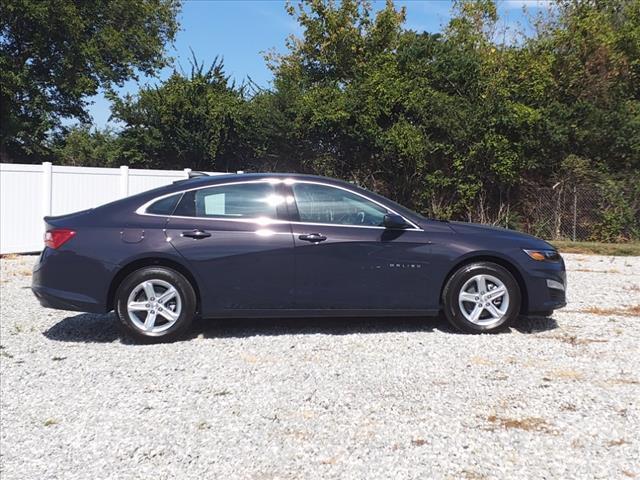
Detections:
1,253,639,479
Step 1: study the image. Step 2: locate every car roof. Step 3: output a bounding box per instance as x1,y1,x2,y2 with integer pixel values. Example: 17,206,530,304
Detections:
171,172,354,188
98,172,354,213
94,171,427,227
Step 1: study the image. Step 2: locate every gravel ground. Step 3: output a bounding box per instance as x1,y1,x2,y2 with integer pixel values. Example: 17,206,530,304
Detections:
1,253,639,479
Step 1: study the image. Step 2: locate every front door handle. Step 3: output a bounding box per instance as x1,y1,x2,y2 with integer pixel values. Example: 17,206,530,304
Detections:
181,229,211,239
299,233,327,243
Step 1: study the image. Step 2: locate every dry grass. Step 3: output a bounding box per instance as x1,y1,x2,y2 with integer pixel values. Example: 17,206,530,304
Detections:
17,268,32,276
196,421,211,430
469,356,492,366
542,334,608,345
580,305,640,317
545,369,584,381
550,241,640,256
486,415,554,433
573,268,621,273
608,378,640,386
607,438,630,447
0,266,32,278
623,285,640,292
411,438,428,447
624,305,640,315
622,470,637,478
459,470,488,480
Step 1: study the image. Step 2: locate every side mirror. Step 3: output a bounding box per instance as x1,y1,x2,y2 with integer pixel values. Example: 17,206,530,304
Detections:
383,213,410,229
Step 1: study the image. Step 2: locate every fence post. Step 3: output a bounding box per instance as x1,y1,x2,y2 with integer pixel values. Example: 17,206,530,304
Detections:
42,162,52,218
572,185,577,242
184,168,192,179
119,165,129,198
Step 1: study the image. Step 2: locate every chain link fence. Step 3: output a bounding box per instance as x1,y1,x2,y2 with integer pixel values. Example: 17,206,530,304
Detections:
459,180,640,242
517,182,640,242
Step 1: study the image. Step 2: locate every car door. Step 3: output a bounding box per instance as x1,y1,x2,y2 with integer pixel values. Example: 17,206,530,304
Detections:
286,181,433,311
164,180,295,314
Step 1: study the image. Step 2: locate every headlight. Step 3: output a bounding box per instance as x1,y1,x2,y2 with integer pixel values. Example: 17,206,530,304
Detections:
523,249,561,262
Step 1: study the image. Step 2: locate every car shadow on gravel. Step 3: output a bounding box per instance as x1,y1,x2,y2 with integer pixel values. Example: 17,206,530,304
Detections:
512,316,559,333
43,313,121,343
193,315,558,339
191,315,452,339
43,312,558,344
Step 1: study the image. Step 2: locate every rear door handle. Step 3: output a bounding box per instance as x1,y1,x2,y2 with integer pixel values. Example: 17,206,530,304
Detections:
181,229,211,239
298,233,327,243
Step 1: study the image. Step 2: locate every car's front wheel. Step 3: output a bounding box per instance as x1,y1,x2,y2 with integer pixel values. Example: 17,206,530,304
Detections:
442,262,521,333
115,266,196,343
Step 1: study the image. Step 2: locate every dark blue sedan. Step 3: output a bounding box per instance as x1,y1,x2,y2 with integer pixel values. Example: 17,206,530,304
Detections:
32,173,566,342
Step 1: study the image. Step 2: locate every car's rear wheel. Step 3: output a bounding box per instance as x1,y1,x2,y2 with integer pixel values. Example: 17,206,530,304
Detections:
115,267,196,343
442,262,521,333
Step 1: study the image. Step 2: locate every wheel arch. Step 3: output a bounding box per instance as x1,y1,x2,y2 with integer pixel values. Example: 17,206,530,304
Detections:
440,254,528,314
107,257,202,313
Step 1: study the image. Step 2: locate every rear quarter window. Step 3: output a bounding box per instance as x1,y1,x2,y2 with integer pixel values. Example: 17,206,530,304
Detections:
145,193,182,215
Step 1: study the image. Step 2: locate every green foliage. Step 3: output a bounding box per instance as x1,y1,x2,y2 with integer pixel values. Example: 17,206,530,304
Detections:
591,178,640,242
110,58,246,171
53,126,121,167
0,0,180,161
3,0,639,241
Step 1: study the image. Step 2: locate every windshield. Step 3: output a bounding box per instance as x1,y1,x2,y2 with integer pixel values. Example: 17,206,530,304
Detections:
355,186,428,222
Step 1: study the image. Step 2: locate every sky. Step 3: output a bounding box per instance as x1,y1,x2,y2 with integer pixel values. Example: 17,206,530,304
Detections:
86,0,551,129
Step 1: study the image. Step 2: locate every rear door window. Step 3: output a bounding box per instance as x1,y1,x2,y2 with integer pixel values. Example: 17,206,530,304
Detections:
174,182,281,219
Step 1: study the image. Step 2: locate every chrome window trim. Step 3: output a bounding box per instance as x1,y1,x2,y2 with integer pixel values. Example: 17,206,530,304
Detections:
289,180,422,230
135,179,279,217
135,178,422,231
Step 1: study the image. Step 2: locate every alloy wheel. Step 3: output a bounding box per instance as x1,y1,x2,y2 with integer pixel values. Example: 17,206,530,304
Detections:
126,279,182,334
457,274,510,327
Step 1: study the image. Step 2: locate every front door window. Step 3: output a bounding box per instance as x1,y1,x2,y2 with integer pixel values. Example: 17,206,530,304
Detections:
292,183,388,227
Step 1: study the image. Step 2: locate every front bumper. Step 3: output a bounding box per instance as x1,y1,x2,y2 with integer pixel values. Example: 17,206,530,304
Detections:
521,257,567,314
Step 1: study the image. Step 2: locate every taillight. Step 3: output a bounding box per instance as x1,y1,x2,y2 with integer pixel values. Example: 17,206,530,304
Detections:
44,229,76,249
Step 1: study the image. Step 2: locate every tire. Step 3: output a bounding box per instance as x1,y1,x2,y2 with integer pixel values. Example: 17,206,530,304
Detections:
115,266,196,343
442,262,521,334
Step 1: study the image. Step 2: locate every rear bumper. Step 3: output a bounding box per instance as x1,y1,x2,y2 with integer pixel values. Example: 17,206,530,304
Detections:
31,285,106,313
31,248,115,313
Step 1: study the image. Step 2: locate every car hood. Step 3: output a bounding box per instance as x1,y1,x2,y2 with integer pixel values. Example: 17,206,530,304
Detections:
448,221,553,249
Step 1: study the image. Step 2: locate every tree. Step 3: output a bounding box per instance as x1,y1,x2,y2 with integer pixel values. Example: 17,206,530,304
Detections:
0,0,180,162
53,125,121,167
45,0,640,240
111,58,246,171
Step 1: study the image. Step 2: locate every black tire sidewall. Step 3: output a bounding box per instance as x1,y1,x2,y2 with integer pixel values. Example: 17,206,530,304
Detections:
443,262,521,334
115,266,196,343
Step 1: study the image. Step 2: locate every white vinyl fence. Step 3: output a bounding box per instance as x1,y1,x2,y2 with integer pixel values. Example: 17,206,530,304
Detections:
0,163,226,254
